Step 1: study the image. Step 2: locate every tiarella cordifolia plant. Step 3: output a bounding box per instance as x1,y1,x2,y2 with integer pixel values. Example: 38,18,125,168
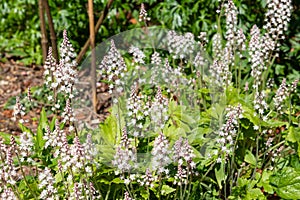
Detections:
273,78,289,113
149,87,169,131
128,45,146,69
126,84,150,137
224,0,238,48
216,104,243,163
173,137,196,186
2,1,300,199
263,0,292,41
99,40,127,96
112,128,137,175
38,167,58,199
12,96,26,123
42,30,78,113
139,3,150,23
44,47,57,89
167,31,196,61
249,25,265,90
151,132,171,175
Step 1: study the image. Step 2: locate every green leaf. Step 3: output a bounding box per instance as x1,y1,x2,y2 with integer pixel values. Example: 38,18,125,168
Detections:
36,107,47,151
49,116,57,131
99,115,117,146
140,189,150,199
215,163,226,190
270,167,300,199
180,112,196,124
19,122,32,134
244,150,256,166
246,188,265,200
111,177,123,184
55,172,63,183
0,132,19,144
287,126,296,143
161,185,176,196
257,170,274,194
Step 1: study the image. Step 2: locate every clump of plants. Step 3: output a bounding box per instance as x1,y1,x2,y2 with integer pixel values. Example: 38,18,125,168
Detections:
1,0,300,199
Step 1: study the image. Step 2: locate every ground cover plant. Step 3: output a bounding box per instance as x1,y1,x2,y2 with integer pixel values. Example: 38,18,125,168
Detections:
1,0,300,199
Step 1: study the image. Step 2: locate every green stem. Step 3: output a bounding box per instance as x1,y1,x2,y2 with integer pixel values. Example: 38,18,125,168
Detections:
252,132,260,180
15,153,38,199
104,184,111,200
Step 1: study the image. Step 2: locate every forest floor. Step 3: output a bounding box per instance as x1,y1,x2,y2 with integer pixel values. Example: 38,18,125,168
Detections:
0,60,44,135
0,60,111,135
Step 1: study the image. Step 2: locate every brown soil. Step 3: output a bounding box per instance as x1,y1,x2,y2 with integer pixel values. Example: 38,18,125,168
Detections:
0,60,111,135
0,61,44,135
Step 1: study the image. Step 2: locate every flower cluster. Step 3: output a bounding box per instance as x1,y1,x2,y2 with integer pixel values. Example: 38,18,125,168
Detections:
139,3,150,22
151,132,171,174
173,137,196,185
273,78,288,114
151,51,162,66
254,91,268,119
263,0,292,41
193,51,207,69
236,28,246,57
126,84,150,137
249,25,266,90
83,133,97,162
43,120,64,149
38,167,58,199
137,168,156,188
167,31,196,60
273,78,299,114
224,0,238,46
19,131,34,160
173,137,196,168
70,182,84,200
290,79,299,93
210,60,232,87
217,104,243,162
212,33,223,59
149,87,169,130
53,30,78,98
61,98,76,132
43,30,78,113
44,47,57,87
128,45,146,66
99,40,127,95
112,128,137,174
12,96,25,123
69,136,86,171
0,187,17,200
0,145,18,187
124,191,133,200
174,164,188,186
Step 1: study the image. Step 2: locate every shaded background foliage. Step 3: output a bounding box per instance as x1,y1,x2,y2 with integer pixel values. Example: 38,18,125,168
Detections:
0,0,299,80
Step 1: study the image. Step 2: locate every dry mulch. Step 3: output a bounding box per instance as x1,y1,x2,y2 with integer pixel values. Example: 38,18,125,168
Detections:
0,60,111,135
0,61,44,135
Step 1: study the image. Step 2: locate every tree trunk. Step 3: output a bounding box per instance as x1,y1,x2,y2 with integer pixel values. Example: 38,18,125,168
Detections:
43,0,58,61
88,0,97,112
38,0,48,64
